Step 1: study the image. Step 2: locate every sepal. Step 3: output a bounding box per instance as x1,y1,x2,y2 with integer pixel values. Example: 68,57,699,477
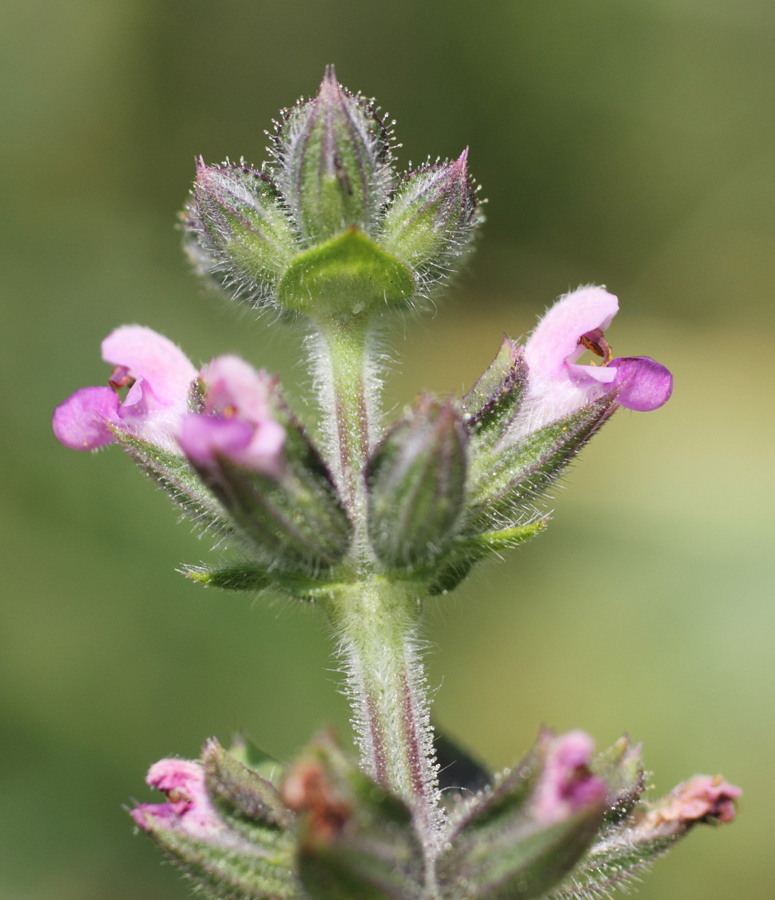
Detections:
276,66,393,246
379,152,481,296
437,730,606,900
466,396,616,530
461,336,527,446
111,430,235,538
367,395,468,571
281,731,425,900
184,161,298,308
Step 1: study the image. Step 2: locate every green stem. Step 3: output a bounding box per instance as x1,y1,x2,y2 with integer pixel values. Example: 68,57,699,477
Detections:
327,578,443,852
314,313,443,854
312,315,377,525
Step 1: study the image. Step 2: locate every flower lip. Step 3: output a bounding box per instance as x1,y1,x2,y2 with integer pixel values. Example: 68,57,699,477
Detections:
53,326,198,453
178,355,286,476
517,286,673,432
131,758,223,839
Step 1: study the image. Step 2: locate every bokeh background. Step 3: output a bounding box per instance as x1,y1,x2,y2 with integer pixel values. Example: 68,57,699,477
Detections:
2,1,773,897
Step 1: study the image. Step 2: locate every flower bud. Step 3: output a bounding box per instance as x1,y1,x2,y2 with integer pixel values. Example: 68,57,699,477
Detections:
281,732,424,900
379,150,482,293
276,66,392,245
184,161,298,307
437,730,606,900
367,395,467,571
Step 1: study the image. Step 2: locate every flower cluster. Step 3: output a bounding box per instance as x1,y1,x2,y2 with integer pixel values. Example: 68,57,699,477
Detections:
53,69,736,900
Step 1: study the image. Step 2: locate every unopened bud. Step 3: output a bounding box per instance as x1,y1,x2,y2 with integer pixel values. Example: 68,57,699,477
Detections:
277,66,392,245
184,161,298,306
380,150,482,291
367,396,467,570
282,733,424,900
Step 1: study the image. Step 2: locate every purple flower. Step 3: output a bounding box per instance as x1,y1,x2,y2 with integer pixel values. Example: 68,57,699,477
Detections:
518,287,673,435
533,730,607,825
131,758,224,840
52,326,198,453
179,355,286,476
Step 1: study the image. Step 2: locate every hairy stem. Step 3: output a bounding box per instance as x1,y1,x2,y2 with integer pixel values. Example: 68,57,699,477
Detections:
327,578,443,854
311,315,380,525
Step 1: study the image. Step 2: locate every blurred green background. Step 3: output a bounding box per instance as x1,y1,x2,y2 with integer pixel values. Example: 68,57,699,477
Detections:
2,1,773,897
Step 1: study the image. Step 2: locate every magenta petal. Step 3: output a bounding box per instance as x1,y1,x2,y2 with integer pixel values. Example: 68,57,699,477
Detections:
52,387,120,450
609,357,673,411
102,326,197,406
132,758,223,839
179,415,253,467
534,730,606,825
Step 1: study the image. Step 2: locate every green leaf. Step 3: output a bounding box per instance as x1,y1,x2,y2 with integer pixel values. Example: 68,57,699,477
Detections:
277,227,415,317
428,519,548,595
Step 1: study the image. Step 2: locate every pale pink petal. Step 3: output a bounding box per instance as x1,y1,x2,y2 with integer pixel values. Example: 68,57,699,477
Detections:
179,415,254,467
203,355,275,425
102,326,197,407
525,287,619,382
52,387,120,450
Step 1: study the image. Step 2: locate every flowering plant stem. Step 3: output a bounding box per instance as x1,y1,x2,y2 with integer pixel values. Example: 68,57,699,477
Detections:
314,315,376,517
316,313,442,853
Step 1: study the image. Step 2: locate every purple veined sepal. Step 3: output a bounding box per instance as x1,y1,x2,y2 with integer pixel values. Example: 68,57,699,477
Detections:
179,355,354,579
183,159,300,310
366,394,469,572
436,728,608,900
378,149,483,300
275,65,394,247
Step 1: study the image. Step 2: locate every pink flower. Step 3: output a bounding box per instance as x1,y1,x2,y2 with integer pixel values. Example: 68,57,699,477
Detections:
179,355,286,476
53,326,198,453
131,758,224,840
533,730,607,825
518,287,673,435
